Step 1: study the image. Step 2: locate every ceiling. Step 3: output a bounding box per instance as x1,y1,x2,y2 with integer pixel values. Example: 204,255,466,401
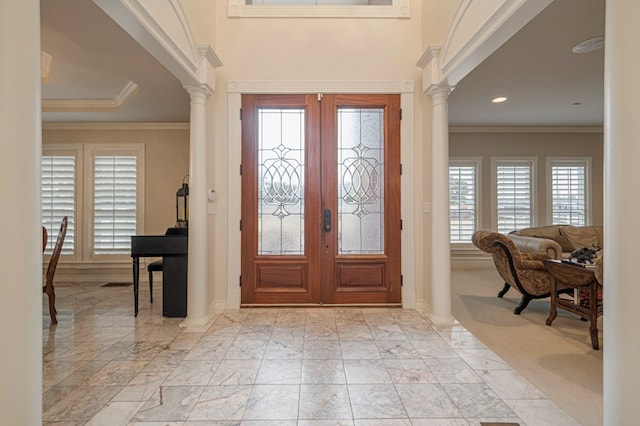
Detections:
40,0,605,127
448,0,605,127
40,0,189,123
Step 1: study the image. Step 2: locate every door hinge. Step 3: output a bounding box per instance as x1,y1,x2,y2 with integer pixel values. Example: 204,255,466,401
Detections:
240,164,242,175
399,164,403,175
400,219,403,230
240,108,243,120
239,220,242,231
399,108,403,120
401,275,403,287
239,276,242,287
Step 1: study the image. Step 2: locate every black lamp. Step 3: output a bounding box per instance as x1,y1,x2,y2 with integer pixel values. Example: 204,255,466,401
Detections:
176,175,189,227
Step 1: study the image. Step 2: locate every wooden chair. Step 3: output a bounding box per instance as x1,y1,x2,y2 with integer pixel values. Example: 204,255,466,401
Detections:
44,216,67,324
42,226,48,253
147,259,162,304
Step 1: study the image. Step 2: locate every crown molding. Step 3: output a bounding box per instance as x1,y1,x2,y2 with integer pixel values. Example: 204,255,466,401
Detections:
416,46,441,69
198,45,223,69
42,122,189,130
42,81,139,112
449,126,604,133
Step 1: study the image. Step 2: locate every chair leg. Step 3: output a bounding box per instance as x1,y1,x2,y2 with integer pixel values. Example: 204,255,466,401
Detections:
148,270,153,304
498,283,510,298
45,285,57,324
514,295,532,315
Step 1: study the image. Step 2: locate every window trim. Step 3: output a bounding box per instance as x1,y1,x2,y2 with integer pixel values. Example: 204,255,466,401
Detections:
84,144,145,263
228,0,410,18
491,157,537,233
546,156,591,225
449,157,481,245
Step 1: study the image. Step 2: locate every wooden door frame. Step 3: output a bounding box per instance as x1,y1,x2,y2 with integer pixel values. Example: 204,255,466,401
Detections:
227,80,416,310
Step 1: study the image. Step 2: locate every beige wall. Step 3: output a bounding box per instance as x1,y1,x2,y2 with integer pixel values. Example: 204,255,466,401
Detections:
450,130,604,230
43,126,190,279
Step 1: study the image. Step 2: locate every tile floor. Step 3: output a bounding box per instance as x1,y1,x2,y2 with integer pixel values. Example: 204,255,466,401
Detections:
42,282,580,425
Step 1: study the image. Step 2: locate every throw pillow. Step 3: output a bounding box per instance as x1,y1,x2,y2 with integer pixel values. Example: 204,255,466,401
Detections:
560,226,600,250
518,225,574,251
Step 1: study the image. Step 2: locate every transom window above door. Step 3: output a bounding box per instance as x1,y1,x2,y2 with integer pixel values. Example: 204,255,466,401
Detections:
246,1,392,5
229,0,409,18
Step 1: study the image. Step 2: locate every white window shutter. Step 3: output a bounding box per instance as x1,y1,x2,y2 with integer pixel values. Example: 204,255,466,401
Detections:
496,163,532,233
551,164,587,225
93,156,137,255
41,155,75,255
449,164,477,242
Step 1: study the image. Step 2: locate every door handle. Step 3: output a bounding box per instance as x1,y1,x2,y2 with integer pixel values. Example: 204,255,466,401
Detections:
323,209,332,233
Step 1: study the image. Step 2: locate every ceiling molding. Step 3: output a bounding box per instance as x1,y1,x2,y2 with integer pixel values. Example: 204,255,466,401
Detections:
42,81,139,112
449,126,604,133
42,122,189,130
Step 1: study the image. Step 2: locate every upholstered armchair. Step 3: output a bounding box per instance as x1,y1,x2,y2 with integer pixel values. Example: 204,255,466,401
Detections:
472,230,571,314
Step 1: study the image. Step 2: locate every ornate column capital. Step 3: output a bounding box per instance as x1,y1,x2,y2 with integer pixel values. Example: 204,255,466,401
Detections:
426,85,454,105
183,84,213,102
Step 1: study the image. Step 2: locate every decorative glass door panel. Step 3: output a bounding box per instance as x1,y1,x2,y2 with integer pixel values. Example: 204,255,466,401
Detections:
338,107,384,255
258,108,305,255
241,94,400,305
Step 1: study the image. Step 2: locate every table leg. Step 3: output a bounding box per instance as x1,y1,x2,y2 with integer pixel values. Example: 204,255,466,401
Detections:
132,257,140,317
546,276,558,326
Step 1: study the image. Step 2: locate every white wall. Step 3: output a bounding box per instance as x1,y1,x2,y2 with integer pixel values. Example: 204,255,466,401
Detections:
0,1,43,423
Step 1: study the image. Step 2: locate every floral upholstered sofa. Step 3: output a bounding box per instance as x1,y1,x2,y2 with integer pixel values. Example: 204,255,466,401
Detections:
508,225,603,260
508,225,604,310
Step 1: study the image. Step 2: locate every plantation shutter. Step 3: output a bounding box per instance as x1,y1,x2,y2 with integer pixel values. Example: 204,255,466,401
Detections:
449,164,477,242
551,164,586,225
496,163,532,233
93,156,137,255
41,155,75,255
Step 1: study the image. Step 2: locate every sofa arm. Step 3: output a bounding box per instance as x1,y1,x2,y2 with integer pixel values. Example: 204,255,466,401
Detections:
507,234,563,260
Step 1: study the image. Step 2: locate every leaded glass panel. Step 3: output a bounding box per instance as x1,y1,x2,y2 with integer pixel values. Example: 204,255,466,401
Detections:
337,108,384,254
258,108,305,255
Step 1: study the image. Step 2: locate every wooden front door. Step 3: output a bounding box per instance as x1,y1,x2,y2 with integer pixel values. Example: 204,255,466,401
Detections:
241,94,401,305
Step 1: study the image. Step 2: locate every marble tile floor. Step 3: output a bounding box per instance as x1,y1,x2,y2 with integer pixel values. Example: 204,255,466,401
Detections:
43,282,581,425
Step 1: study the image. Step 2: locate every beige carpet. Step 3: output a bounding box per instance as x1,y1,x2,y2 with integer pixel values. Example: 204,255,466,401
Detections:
452,266,602,426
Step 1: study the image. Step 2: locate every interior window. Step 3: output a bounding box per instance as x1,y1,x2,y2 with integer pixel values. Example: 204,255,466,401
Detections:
231,0,407,18
246,1,392,5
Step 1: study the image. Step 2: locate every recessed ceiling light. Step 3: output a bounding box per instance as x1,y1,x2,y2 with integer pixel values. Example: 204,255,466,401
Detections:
572,36,605,54
492,97,507,103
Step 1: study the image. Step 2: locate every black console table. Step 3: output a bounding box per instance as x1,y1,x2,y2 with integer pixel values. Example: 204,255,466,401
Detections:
131,228,188,317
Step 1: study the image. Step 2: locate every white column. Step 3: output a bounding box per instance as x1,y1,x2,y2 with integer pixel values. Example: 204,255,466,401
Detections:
0,1,42,424
427,86,455,325
603,1,640,423
182,85,212,328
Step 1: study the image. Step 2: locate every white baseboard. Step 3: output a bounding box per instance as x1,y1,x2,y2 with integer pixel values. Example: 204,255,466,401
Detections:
451,257,494,270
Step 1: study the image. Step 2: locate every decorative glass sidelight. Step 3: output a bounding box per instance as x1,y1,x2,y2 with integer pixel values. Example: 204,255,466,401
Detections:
258,108,305,255
337,108,384,254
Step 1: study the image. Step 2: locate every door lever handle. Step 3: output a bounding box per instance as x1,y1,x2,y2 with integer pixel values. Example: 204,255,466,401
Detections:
323,209,332,233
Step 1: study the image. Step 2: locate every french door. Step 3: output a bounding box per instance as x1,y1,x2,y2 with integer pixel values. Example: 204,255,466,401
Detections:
241,94,401,305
